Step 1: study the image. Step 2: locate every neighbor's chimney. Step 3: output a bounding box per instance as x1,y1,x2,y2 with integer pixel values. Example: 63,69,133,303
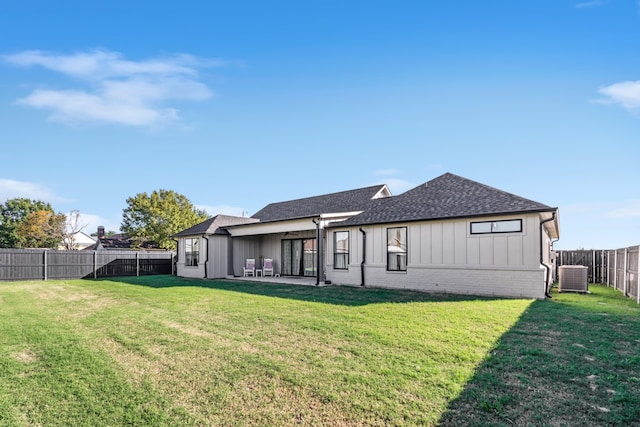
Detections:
97,226,105,239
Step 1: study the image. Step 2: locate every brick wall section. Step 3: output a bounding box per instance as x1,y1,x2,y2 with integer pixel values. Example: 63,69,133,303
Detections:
328,264,546,299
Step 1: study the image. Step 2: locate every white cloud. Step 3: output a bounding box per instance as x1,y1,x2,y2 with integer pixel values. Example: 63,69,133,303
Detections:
3,49,220,127
196,204,248,217
597,80,640,113
0,179,66,203
606,200,640,218
575,1,605,8
74,212,121,234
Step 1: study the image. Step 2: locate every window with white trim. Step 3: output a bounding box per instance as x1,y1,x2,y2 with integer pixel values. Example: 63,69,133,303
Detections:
185,238,199,267
470,219,522,234
333,231,349,270
387,227,407,271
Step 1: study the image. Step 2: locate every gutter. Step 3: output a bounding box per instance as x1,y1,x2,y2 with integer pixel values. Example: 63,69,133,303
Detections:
359,227,366,286
539,212,557,298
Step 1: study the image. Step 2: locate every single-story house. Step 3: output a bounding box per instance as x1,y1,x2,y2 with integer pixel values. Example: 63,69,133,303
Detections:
84,227,162,251
173,173,560,299
59,231,97,251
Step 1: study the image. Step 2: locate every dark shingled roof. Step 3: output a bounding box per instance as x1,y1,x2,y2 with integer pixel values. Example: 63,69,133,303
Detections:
172,214,259,237
251,185,389,222
335,173,555,227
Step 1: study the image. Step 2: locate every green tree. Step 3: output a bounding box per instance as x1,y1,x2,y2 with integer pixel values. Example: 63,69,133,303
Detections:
0,198,58,248
121,189,208,250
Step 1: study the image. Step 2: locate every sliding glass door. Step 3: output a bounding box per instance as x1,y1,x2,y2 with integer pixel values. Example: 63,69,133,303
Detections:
281,238,316,276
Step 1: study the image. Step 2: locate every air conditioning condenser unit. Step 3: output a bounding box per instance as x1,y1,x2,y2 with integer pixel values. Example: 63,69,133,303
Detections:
558,265,589,293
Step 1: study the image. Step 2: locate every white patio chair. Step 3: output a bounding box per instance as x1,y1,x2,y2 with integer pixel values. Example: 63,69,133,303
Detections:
263,258,274,276
243,258,256,277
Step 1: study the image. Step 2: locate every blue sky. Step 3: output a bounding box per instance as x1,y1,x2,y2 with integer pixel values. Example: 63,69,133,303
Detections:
1,0,639,250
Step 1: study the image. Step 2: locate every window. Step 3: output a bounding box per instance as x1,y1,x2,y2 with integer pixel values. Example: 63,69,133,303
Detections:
185,238,199,267
470,219,522,234
387,227,407,271
333,231,349,270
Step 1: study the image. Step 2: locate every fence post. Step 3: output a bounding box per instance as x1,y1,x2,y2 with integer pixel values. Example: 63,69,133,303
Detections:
93,251,97,279
624,248,628,297
136,252,140,276
43,250,47,281
613,249,618,289
636,246,640,304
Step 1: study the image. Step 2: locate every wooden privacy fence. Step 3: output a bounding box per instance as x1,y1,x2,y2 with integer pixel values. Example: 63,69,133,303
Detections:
0,249,175,281
555,249,608,284
556,246,640,304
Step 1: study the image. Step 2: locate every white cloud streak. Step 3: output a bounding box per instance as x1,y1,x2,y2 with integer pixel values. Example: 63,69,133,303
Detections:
0,179,66,203
607,200,640,218
597,80,640,113
575,1,605,8
3,49,221,127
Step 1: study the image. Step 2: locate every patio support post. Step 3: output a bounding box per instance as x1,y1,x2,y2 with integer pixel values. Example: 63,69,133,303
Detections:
313,218,321,286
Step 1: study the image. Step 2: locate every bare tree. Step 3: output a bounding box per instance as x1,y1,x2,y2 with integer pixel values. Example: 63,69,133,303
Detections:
63,210,88,250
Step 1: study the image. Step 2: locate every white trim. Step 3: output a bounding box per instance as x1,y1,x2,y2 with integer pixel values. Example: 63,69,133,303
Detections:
320,211,362,219
226,218,316,236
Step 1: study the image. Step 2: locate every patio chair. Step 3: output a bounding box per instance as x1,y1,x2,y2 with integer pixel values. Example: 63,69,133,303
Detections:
262,258,274,276
243,258,256,277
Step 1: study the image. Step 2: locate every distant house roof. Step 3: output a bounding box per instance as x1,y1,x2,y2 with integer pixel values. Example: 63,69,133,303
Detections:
172,214,259,237
84,233,159,251
334,173,556,227
251,184,390,223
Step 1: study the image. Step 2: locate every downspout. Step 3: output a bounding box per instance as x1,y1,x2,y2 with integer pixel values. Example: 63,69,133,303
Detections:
172,238,179,276
312,218,320,286
551,237,560,286
540,212,557,298
359,227,366,286
202,235,209,279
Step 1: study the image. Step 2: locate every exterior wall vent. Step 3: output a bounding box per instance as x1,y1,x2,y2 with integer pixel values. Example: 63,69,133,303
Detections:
558,265,589,293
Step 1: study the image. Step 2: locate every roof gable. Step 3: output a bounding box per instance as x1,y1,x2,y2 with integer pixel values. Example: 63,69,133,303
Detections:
251,184,390,222
336,173,555,226
172,214,258,237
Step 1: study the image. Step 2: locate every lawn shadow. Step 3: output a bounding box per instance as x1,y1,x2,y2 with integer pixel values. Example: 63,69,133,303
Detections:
437,286,640,426
91,274,504,307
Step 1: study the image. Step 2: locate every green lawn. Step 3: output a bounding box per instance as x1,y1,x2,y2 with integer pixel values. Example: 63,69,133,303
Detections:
0,276,638,426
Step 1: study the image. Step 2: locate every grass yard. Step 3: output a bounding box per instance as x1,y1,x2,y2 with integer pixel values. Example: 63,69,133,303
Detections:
0,276,638,426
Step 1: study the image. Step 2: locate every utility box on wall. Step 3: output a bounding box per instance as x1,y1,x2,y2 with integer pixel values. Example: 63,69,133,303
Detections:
558,265,589,293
